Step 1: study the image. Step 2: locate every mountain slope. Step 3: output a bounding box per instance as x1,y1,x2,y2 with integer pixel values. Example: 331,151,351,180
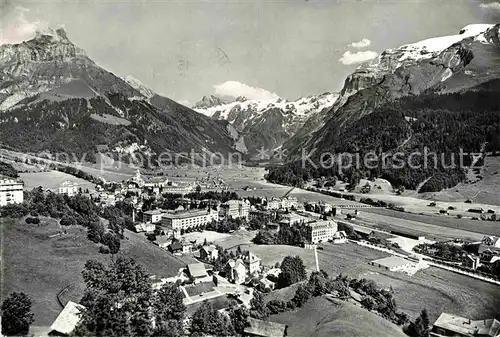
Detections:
194,93,338,156
269,24,500,192
0,28,240,164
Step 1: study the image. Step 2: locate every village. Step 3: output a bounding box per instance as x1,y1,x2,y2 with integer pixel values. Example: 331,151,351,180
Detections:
2,166,500,337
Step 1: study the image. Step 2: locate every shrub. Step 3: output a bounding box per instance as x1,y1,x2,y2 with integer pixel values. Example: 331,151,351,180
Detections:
99,246,110,254
25,217,40,225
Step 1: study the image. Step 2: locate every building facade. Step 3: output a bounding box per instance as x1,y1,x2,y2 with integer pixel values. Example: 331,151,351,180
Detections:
219,199,250,220
58,181,79,197
243,251,261,275
161,209,219,233
143,209,166,224
249,210,276,224
305,220,338,244
0,178,24,207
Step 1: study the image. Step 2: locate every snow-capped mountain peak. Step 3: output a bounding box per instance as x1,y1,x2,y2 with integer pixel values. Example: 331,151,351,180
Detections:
193,95,226,109
123,75,157,99
195,92,338,120
337,24,498,108
193,91,338,155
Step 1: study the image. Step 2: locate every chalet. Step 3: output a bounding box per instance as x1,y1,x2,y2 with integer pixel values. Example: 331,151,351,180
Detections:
243,251,261,275
482,236,500,248
182,241,193,254
244,317,287,337
430,313,500,337
134,223,155,233
187,263,209,282
200,245,219,261
49,301,85,336
169,241,183,254
258,277,275,292
154,236,172,249
226,259,247,284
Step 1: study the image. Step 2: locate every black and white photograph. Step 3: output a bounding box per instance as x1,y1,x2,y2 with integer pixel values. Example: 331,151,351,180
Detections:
0,0,499,336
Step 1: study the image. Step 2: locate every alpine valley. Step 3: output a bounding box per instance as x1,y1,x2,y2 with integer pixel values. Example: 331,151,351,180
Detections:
193,92,338,157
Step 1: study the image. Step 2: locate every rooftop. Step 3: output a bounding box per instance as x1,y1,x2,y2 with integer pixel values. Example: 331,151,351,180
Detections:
202,245,217,253
162,209,214,219
144,209,165,215
49,301,85,335
306,220,336,228
372,256,413,269
0,178,23,185
169,241,183,250
432,313,500,337
154,236,171,245
187,263,208,278
244,317,287,337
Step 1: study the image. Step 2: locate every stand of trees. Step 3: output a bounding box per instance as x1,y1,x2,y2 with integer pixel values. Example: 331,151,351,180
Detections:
0,188,131,254
1,292,35,336
253,223,309,247
0,161,19,178
267,86,500,193
76,257,186,337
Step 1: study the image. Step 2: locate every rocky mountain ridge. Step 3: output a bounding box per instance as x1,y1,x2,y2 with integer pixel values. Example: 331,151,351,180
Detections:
285,24,500,157
0,28,241,164
194,92,338,156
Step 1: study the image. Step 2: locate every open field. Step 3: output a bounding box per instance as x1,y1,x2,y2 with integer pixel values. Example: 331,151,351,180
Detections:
347,212,488,241
310,243,500,322
181,230,232,245
271,296,407,337
317,242,390,276
1,219,185,325
420,156,500,206
185,295,233,315
360,267,500,322
362,208,500,238
229,244,318,270
19,171,96,192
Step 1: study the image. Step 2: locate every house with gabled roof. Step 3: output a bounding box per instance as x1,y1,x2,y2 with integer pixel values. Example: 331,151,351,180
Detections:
243,251,261,275
226,259,247,284
49,301,85,336
430,313,500,337
200,245,218,261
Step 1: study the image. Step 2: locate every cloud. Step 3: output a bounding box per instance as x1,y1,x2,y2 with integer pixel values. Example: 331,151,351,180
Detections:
213,81,279,101
479,2,500,13
339,50,378,65
349,38,372,48
0,6,48,45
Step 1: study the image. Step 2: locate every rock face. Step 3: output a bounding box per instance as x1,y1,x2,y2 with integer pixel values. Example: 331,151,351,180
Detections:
286,24,500,157
192,95,226,109
194,92,338,156
0,28,241,164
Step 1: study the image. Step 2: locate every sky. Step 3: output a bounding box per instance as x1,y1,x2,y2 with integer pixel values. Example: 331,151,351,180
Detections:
1,0,499,105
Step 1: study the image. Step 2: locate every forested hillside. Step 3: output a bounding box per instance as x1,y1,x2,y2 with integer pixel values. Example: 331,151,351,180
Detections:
266,81,500,192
